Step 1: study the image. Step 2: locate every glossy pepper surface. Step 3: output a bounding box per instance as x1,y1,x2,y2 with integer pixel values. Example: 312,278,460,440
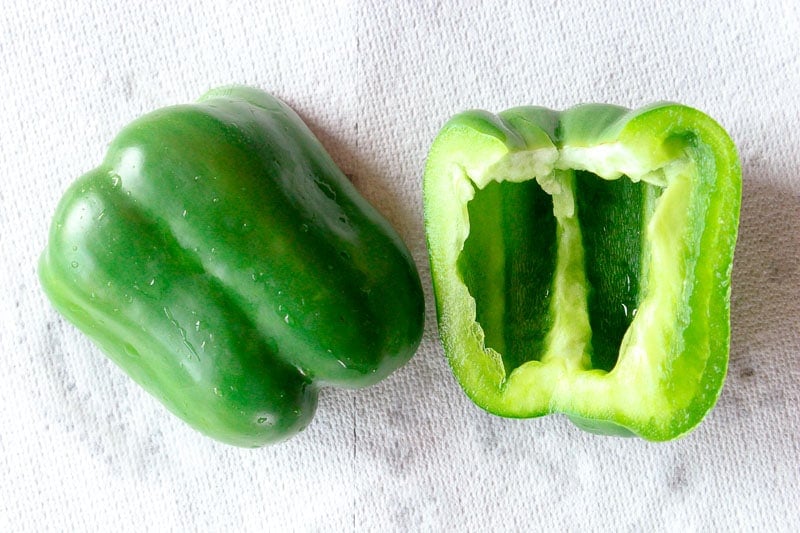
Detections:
424,103,740,440
40,86,424,447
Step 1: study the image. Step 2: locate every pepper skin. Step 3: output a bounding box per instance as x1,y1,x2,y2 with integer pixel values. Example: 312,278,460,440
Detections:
424,103,740,440
40,86,424,447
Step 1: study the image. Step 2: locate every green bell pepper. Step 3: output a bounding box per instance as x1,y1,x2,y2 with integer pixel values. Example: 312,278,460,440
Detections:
424,103,740,440
40,86,424,447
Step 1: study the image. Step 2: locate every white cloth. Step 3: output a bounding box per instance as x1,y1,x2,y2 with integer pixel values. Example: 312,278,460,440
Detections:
1,0,798,530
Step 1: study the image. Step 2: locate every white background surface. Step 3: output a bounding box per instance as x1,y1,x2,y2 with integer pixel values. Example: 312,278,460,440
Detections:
1,0,798,530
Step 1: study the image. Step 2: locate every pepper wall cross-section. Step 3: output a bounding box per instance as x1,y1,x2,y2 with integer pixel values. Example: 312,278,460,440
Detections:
424,103,740,440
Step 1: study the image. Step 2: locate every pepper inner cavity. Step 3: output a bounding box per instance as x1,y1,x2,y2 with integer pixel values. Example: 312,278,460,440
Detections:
459,170,660,376
574,171,648,372
458,179,557,375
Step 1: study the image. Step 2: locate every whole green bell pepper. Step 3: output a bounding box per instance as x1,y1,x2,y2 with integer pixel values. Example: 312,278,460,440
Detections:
424,103,740,440
40,86,424,447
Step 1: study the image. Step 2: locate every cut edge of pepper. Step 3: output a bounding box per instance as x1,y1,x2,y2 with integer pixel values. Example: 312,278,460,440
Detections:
425,104,740,440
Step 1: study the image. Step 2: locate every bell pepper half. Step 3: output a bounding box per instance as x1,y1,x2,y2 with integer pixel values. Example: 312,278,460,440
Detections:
424,103,740,440
39,86,425,447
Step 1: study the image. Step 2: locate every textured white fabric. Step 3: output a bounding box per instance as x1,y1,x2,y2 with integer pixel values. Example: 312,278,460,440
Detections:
1,0,798,530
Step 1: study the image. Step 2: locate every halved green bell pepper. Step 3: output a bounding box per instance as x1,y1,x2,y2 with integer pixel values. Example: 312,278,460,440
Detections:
424,103,740,440
40,86,424,447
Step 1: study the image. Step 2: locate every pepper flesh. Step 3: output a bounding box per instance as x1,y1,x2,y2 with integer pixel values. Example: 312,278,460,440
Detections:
424,103,740,440
39,86,425,447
